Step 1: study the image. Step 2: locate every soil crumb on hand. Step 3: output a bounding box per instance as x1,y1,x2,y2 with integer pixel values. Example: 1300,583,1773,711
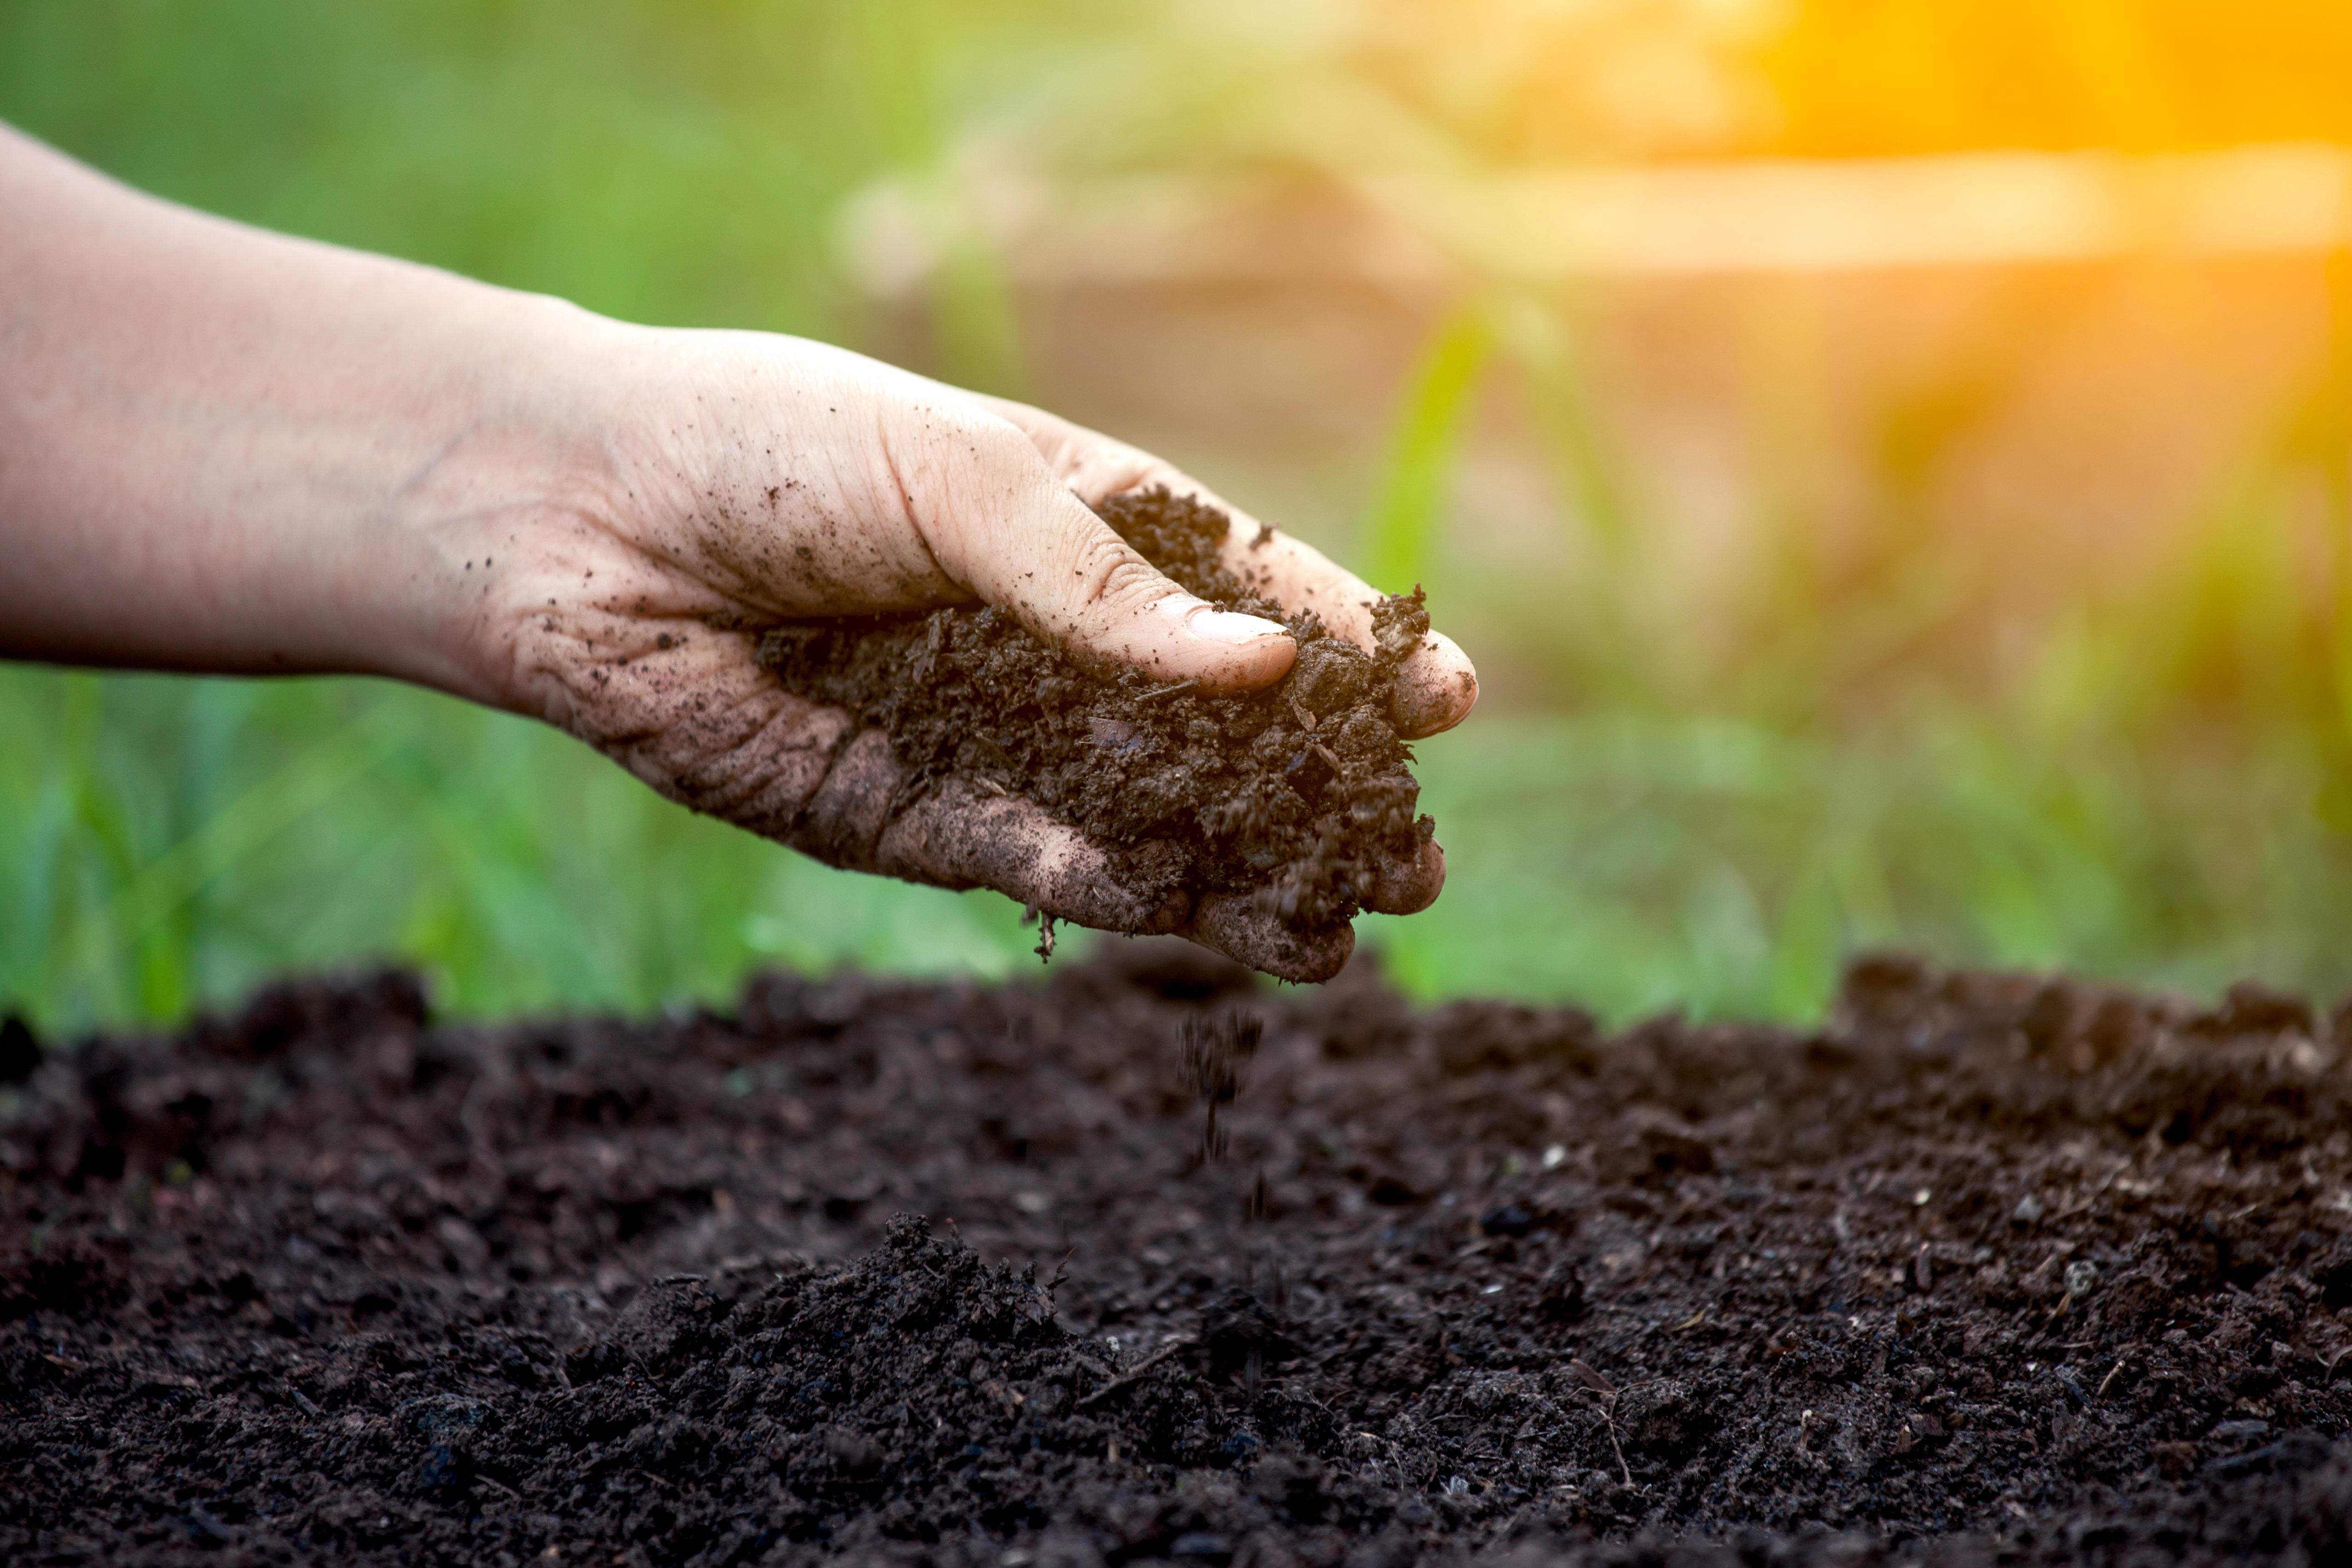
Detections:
756,487,1435,944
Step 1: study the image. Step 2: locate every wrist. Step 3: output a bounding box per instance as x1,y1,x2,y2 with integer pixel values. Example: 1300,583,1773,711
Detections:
0,130,644,699
375,295,634,711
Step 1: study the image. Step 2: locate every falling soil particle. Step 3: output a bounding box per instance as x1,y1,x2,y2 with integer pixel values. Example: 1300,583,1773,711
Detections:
11,950,2352,1564
754,487,1435,937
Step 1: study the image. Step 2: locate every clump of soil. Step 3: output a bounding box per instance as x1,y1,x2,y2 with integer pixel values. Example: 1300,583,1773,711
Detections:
11,948,2352,1565
755,487,1435,932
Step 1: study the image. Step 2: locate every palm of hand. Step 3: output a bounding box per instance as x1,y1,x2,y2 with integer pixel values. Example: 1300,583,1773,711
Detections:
480,331,1473,979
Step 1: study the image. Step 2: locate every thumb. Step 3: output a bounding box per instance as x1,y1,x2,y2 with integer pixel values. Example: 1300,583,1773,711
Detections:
915,416,1296,693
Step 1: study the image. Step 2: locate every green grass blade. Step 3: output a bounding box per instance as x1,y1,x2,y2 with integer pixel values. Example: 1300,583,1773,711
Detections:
1359,302,1492,595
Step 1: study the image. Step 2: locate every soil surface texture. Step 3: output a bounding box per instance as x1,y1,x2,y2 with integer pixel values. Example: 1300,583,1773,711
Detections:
11,947,2352,1566
754,488,1434,936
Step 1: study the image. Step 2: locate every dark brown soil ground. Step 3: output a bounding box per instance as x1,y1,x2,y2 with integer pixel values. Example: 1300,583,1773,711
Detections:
11,946,2352,1567
754,489,1434,936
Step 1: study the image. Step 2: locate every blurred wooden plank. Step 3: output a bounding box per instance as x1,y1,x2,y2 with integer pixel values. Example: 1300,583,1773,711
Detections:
838,146,2352,292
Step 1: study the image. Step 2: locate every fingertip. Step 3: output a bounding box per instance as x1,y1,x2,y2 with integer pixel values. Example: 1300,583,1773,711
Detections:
1156,594,1297,693
873,782,1189,935
1363,836,1446,917
1390,630,1479,738
1187,895,1355,983
1188,606,1290,646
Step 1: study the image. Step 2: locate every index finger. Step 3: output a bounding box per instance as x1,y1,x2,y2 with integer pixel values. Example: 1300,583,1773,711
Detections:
1213,520,1478,740
973,395,1478,739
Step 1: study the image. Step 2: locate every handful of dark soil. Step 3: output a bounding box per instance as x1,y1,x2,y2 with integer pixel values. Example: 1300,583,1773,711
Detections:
754,487,1437,942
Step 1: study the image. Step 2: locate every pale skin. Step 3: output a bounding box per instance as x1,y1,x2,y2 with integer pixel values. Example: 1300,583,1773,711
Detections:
0,124,1478,981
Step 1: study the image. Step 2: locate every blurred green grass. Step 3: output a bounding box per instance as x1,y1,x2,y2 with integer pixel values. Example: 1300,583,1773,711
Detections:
7,0,2352,1031
0,670,1044,1025
1356,267,2352,1020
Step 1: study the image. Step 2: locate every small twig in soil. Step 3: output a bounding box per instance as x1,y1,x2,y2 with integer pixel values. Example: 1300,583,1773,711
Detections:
1597,1398,1633,1489
1566,1359,1632,1489
1355,1430,1408,1496
1077,1335,1198,1409
1139,679,1199,702
1288,695,1318,731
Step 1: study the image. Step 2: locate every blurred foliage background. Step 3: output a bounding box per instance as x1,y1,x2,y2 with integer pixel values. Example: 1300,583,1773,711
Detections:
8,0,2352,1029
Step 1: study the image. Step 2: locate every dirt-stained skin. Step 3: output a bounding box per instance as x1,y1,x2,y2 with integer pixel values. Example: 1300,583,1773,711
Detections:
0,129,1471,980
750,488,1447,978
465,334,1473,980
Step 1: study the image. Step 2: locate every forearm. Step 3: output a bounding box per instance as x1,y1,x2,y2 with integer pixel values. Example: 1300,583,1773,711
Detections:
0,124,597,702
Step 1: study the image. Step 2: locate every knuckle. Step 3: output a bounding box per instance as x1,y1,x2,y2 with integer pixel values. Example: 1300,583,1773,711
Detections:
1084,547,1173,613
952,412,1047,480
790,725,897,866
639,690,852,836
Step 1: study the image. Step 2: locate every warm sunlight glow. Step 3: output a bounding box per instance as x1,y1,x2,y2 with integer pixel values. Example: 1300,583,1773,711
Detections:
1288,0,2352,162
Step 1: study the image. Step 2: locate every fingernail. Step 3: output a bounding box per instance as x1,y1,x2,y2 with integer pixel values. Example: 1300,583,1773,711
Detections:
1184,604,1289,645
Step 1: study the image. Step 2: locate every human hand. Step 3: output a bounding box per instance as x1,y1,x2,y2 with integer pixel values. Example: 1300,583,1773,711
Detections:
464,326,1474,980
0,128,1471,979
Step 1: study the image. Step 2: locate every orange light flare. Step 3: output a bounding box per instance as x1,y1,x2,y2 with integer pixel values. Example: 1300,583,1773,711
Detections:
1271,0,2352,690
856,2,2352,706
